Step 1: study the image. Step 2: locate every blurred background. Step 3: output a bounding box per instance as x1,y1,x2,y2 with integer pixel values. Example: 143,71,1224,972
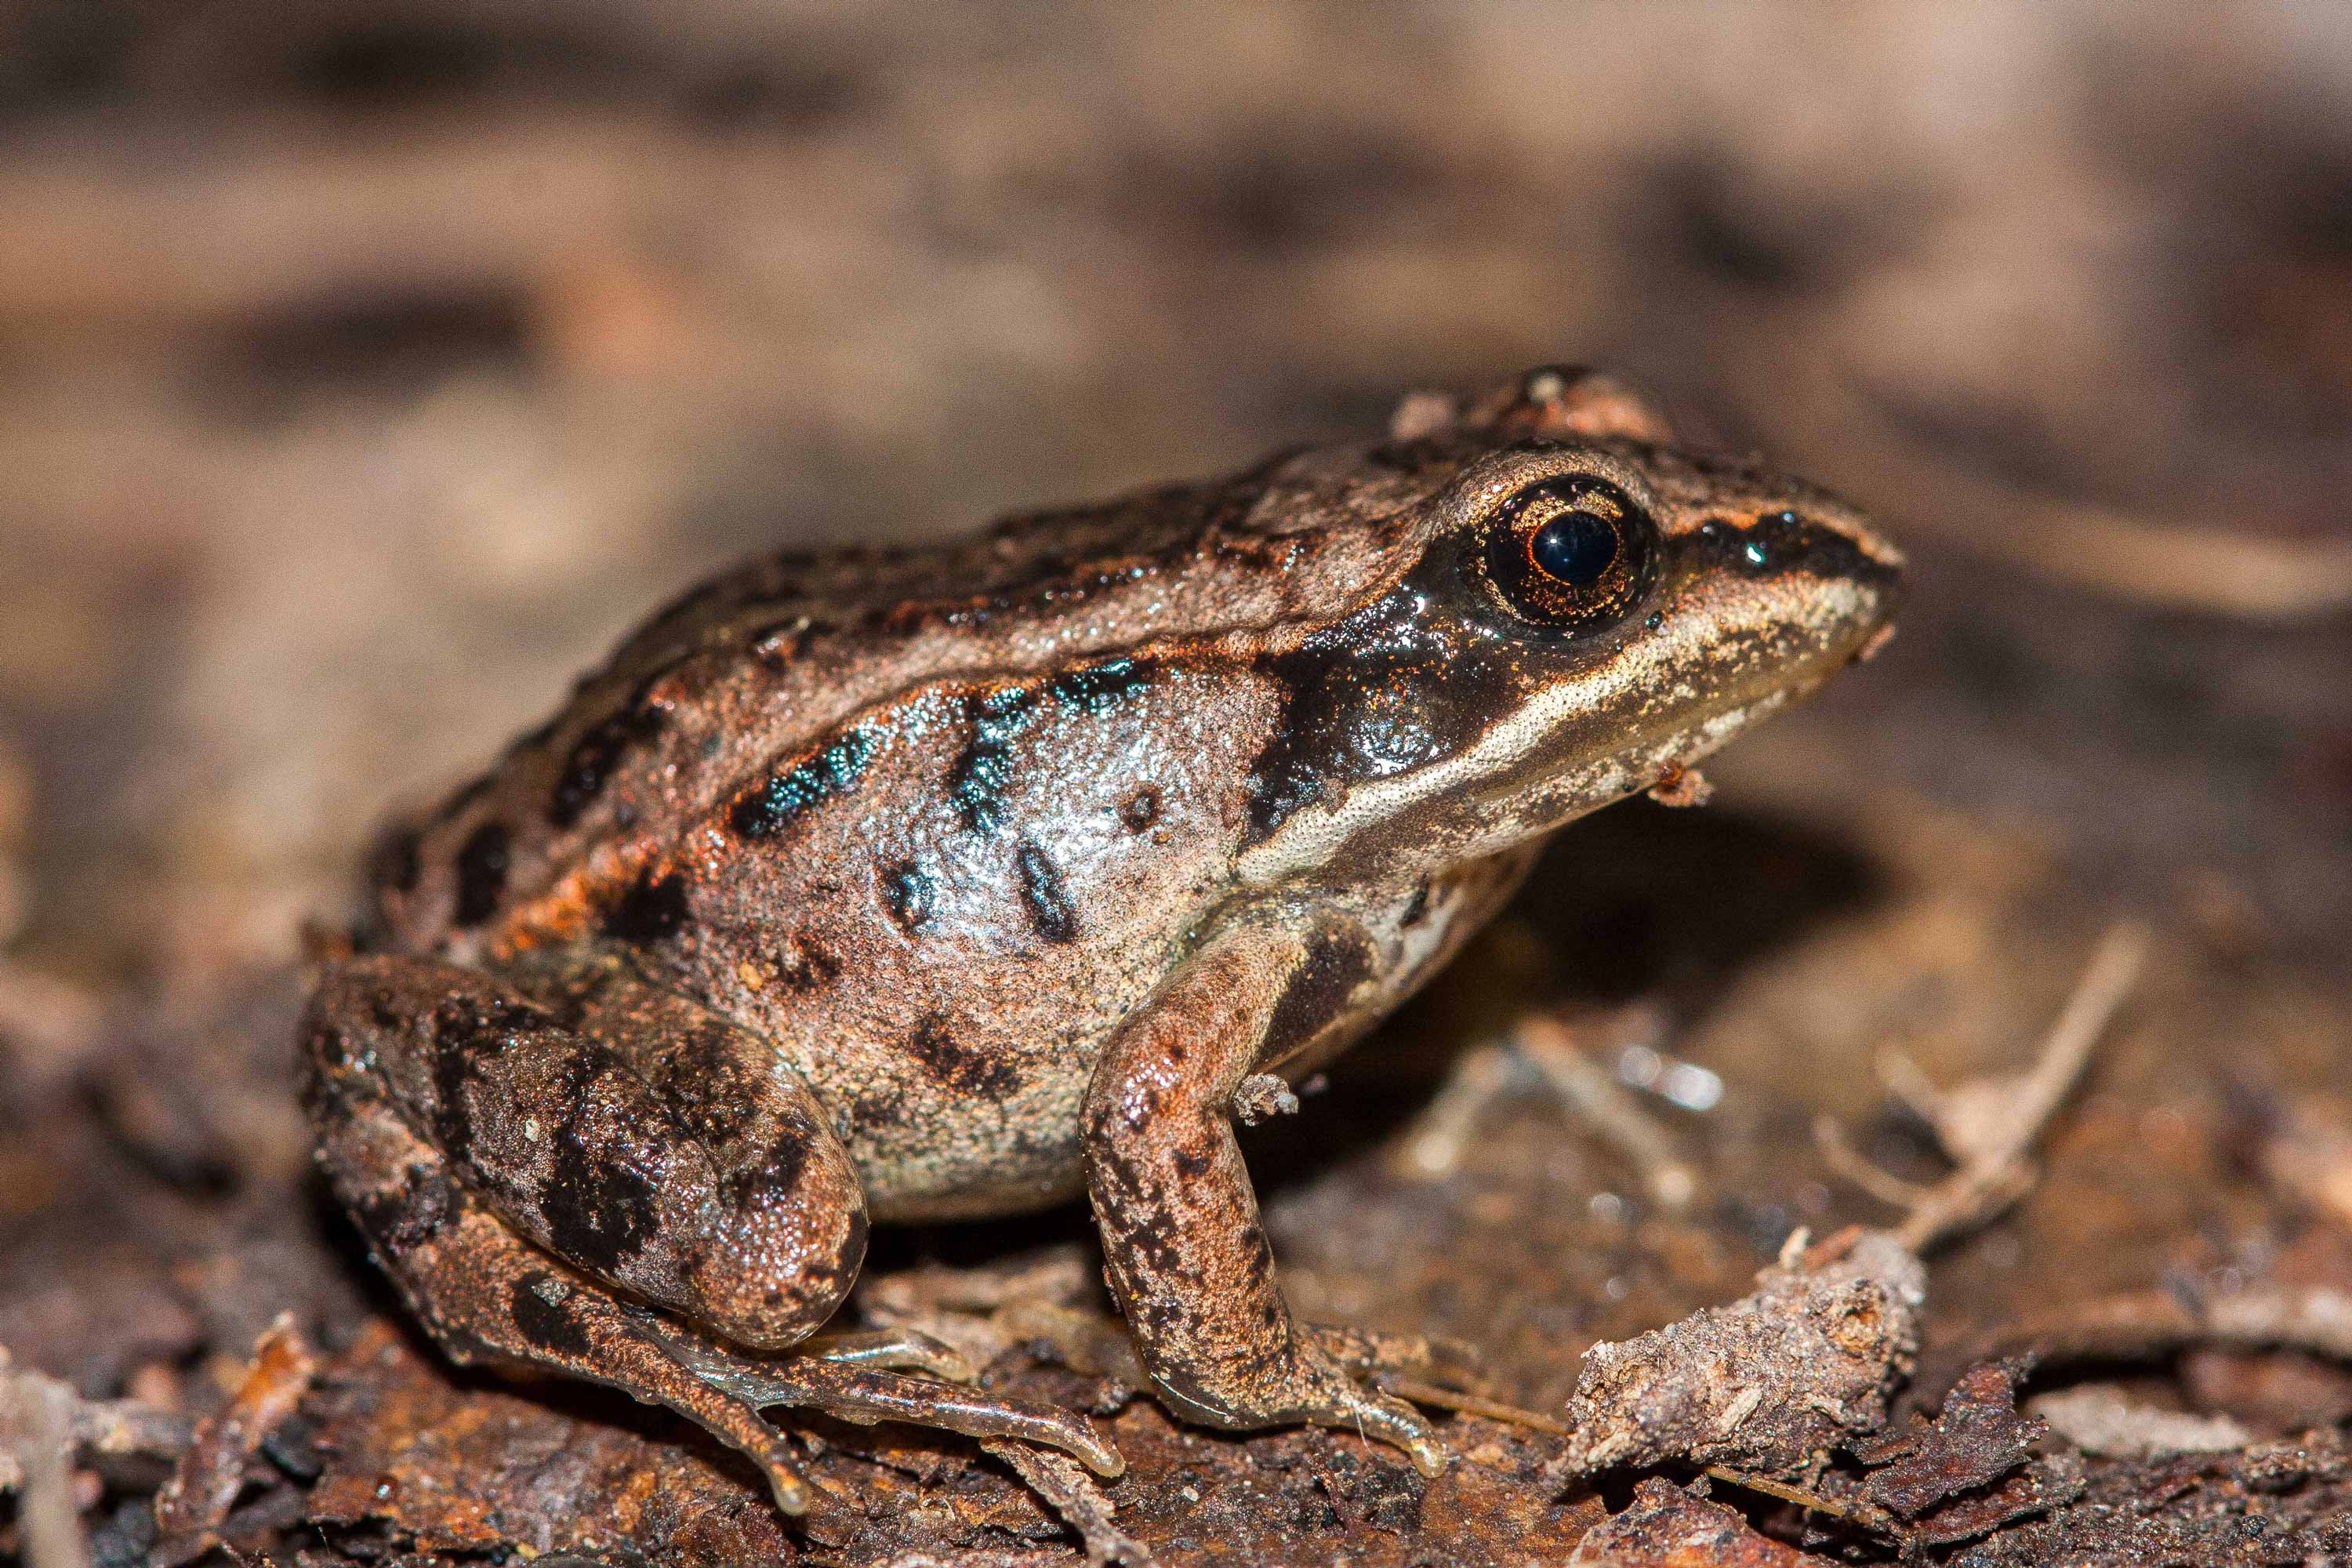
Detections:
3,0,2346,978
3,5,2352,1559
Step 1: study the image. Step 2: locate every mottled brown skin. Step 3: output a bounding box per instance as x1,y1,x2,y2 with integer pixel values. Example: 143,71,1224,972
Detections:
303,367,1901,1513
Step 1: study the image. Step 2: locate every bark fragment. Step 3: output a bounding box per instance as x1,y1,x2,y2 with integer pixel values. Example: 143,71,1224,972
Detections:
1555,1229,1924,1479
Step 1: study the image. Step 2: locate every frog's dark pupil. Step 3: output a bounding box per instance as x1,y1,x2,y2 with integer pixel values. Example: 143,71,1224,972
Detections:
1530,512,1618,586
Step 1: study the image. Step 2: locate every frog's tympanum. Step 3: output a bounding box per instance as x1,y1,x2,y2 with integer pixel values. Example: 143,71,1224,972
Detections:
303,368,1900,1512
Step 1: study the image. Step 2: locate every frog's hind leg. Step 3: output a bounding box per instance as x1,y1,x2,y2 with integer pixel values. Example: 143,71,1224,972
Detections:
303,1001,824,1513
309,949,869,1352
663,1338,1124,1476
798,1325,976,1381
305,952,1121,1507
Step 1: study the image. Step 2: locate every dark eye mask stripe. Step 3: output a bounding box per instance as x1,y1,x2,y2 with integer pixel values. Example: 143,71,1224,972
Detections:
1685,511,1900,589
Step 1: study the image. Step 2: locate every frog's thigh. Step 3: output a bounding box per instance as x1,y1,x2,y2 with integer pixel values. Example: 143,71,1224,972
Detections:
300,987,821,1514
1080,921,1446,1472
307,954,866,1351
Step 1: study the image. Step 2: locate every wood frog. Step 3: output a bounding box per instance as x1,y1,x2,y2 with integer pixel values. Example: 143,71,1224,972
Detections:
303,368,1900,1512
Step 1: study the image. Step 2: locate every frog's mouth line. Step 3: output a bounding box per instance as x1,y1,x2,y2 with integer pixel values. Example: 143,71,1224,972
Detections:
1491,687,1799,837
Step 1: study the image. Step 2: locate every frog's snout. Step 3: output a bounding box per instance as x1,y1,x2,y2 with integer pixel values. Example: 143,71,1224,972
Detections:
1824,508,1904,654
1652,492,1904,702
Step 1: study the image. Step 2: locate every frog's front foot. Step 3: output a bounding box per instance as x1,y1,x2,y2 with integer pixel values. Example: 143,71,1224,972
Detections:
1297,1322,1484,1388
1155,1328,1453,1475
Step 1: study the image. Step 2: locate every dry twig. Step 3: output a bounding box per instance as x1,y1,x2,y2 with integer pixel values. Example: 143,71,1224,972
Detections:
1381,1377,1572,1437
1818,922,2148,1253
1937,1282,2352,1387
1703,1464,1890,1530
1728,336,2352,619
982,1439,1154,1567
1396,1009,1699,1210
0,1350,90,1568
150,1312,319,1568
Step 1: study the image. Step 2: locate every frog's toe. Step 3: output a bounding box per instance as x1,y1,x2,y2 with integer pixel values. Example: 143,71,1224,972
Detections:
800,1325,977,1383
1298,1323,1483,1387
664,1341,1125,1479
1356,1392,1450,1477
1288,1344,1451,1475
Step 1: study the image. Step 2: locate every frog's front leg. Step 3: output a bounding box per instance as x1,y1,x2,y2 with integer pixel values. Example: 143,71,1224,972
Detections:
304,952,1116,1512
1082,919,1450,1472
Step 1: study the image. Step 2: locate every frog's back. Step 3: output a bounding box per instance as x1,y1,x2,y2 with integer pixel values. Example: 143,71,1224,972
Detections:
352,448,1457,1216
362,453,1412,960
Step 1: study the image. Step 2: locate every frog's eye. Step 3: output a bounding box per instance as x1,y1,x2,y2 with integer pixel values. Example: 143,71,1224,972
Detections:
1480,475,1657,631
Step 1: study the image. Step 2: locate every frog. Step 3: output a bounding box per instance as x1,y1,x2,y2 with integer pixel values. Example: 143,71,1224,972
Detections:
301,366,1900,1515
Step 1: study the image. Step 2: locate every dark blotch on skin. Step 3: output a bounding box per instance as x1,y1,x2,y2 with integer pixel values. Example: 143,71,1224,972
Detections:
1241,1226,1275,1285
1262,927,1375,1062
425,998,505,1154
724,1129,811,1206
956,661,1158,834
1120,785,1163,832
821,1209,869,1288
731,727,877,840
745,615,815,669
950,685,1035,833
881,861,935,931
1241,579,1530,845
1048,657,1156,713
510,1276,595,1360
604,869,691,944
771,934,839,992
1365,437,1454,475
844,1081,908,1138
434,769,499,827
902,1014,1022,1100
452,821,511,927
352,1166,456,1252
550,699,668,829
1690,512,1898,587
655,1028,764,1148
542,1121,659,1273
1014,840,1078,943
1243,684,1327,839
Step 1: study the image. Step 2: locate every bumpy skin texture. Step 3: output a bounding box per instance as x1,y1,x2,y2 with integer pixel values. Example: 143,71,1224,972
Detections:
303,367,1901,1512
